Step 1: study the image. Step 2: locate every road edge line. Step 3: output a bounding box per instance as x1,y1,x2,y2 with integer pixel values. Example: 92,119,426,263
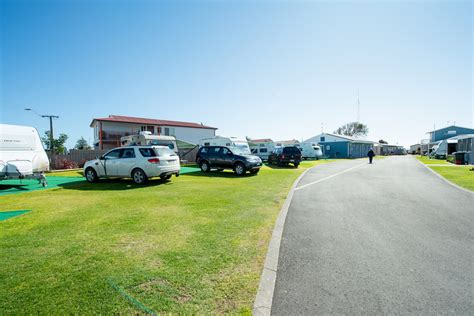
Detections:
414,157,473,195
252,165,315,316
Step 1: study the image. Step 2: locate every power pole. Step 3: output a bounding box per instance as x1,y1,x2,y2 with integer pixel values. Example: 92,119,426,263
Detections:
25,108,59,153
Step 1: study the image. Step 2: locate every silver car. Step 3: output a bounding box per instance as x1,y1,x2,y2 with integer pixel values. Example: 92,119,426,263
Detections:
83,146,180,184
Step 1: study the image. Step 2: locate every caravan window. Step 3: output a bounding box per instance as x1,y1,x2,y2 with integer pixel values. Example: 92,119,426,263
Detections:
149,139,175,150
259,148,268,153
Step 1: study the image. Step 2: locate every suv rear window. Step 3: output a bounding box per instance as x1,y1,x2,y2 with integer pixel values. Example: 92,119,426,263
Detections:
139,148,156,157
155,147,176,156
200,147,209,154
283,147,301,154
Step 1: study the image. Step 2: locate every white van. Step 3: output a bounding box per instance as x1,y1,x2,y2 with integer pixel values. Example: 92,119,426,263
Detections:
120,132,178,153
0,124,49,186
199,136,251,154
299,142,323,160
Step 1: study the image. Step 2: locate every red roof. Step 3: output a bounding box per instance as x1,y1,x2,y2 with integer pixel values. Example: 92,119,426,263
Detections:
250,138,273,143
91,115,217,130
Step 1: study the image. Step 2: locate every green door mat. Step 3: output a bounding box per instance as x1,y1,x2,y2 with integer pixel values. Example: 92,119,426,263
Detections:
0,210,30,221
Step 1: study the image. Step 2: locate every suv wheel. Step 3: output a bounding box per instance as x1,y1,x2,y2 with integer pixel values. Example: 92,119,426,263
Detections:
294,162,300,168
200,161,210,173
160,174,172,180
234,163,246,176
132,168,148,184
85,168,98,183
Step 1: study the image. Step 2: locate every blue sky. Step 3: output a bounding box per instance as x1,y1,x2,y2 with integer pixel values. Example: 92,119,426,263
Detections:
1,0,472,148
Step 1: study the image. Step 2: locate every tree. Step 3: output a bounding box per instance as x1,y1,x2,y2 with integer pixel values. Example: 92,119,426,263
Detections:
379,139,388,144
75,137,92,150
333,122,369,137
42,131,68,153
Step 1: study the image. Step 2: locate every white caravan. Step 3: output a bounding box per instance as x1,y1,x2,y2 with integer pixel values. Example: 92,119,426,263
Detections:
299,142,323,160
199,136,251,154
0,124,49,186
120,132,178,153
249,139,275,160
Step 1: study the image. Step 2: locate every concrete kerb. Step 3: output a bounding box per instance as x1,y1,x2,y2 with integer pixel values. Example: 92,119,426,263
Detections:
252,166,315,316
414,157,473,195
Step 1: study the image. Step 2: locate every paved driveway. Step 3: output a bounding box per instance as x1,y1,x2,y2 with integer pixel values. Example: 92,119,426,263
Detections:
272,156,473,314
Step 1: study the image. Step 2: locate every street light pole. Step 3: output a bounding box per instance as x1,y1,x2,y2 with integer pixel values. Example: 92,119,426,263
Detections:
25,108,59,153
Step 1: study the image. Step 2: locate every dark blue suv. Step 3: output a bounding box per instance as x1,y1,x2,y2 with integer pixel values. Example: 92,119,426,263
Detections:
196,146,262,176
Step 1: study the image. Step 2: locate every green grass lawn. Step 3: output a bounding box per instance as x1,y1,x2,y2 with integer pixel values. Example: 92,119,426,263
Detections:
416,155,449,165
429,165,474,191
0,160,330,314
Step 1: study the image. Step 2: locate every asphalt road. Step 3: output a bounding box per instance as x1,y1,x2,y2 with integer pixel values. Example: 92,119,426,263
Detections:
272,156,473,315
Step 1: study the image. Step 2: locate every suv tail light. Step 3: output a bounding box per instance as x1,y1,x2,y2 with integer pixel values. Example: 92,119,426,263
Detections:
281,154,285,159
148,158,160,164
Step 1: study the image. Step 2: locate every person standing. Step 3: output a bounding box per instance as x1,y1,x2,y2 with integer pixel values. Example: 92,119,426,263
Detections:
368,148,375,164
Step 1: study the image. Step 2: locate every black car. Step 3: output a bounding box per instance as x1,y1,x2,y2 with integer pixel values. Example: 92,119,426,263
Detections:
268,146,302,167
196,146,262,176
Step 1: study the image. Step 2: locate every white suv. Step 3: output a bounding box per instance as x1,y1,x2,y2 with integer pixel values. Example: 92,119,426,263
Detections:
84,146,180,184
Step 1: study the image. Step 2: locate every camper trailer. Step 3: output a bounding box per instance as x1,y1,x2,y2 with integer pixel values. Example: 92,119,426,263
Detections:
120,132,178,153
249,139,275,160
299,142,323,160
0,124,49,186
199,136,251,154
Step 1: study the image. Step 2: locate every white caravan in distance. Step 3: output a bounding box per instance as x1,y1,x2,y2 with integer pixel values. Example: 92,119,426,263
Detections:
299,142,323,160
120,131,178,153
0,124,49,186
199,136,251,154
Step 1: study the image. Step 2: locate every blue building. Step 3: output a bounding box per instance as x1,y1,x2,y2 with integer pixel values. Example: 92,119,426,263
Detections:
428,125,474,143
304,133,375,159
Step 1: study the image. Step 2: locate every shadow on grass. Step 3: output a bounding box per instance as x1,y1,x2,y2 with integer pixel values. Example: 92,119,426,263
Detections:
264,163,299,170
57,177,172,191
0,184,29,191
181,169,259,178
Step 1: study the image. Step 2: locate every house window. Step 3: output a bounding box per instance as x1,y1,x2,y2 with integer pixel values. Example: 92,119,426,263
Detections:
320,136,325,142
164,127,175,136
141,125,154,133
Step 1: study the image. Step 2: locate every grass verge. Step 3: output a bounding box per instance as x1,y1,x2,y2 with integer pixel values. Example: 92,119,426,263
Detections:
0,160,331,314
416,155,449,165
429,165,474,191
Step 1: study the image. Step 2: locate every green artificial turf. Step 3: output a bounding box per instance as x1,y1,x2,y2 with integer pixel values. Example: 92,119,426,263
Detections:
0,210,30,221
429,165,474,191
0,160,332,314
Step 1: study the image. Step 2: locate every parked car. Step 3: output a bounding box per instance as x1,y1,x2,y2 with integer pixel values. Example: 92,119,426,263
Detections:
268,146,302,167
0,123,49,186
84,146,180,184
196,146,262,176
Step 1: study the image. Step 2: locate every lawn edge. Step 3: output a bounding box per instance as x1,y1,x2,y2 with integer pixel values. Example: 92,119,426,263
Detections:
252,165,315,316
414,157,474,194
